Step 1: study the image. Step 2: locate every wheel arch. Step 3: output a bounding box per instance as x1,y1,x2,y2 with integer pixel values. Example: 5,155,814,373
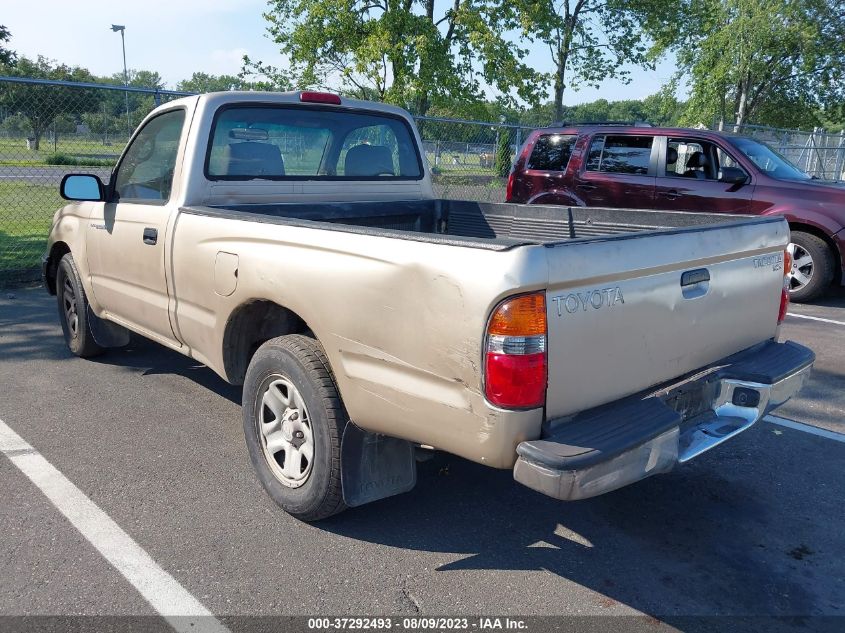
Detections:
44,241,71,295
222,299,313,385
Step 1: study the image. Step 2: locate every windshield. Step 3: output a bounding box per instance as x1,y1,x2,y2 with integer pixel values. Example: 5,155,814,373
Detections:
731,137,811,181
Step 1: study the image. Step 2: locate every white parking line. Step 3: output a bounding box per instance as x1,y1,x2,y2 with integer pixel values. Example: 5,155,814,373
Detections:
787,312,845,326
0,418,230,633
764,415,845,443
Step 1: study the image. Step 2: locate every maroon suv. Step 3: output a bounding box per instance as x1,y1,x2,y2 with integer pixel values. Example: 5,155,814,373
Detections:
506,124,845,301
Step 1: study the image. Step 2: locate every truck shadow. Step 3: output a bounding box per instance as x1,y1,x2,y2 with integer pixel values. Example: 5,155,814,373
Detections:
95,339,243,406
0,289,242,404
319,428,842,623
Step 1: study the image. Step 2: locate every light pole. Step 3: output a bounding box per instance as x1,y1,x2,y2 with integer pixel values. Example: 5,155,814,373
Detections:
111,24,130,137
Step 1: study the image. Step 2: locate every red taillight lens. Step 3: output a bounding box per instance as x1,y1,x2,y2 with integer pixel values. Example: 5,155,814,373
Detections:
485,293,547,409
778,248,791,324
299,91,342,105
505,171,515,202
485,353,546,408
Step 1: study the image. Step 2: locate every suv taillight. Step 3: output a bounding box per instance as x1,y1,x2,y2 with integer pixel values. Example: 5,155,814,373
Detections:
778,248,791,323
484,293,547,409
505,171,515,202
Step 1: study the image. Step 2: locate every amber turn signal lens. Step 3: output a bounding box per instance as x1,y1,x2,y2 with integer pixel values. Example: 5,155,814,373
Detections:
488,293,546,337
783,248,792,275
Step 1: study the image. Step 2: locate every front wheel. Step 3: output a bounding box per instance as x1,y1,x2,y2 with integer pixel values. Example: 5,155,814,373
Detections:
242,334,348,521
787,231,835,303
56,253,105,358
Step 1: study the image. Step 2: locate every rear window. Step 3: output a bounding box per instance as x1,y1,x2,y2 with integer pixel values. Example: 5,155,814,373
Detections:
586,135,653,175
527,134,577,171
206,105,422,180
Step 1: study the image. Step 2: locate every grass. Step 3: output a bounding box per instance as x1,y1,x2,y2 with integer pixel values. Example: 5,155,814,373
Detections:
44,153,114,167
0,181,62,274
0,135,122,167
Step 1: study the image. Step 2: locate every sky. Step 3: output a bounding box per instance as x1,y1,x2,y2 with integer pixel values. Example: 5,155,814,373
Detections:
2,0,682,106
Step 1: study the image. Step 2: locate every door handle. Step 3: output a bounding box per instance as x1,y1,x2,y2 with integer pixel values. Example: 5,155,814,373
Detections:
143,227,158,245
681,268,710,287
576,183,597,191
661,189,682,200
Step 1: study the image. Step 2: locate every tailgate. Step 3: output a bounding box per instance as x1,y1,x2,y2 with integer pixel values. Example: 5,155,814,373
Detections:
543,217,789,419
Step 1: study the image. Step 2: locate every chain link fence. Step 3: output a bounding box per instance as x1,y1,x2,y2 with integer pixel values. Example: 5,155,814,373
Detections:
734,124,845,181
0,76,533,286
0,77,189,286
416,116,534,203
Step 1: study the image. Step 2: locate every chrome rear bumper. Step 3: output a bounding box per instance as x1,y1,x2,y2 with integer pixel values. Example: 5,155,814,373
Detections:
514,340,814,501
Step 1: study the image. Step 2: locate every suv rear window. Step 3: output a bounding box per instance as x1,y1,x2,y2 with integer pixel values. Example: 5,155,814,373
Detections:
586,135,653,175
206,105,422,180
527,134,577,171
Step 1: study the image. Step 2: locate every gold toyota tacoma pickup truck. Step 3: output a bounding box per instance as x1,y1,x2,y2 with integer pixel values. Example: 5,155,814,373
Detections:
42,91,814,520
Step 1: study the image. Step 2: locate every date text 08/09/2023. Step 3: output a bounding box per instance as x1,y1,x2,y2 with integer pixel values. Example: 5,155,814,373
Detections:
307,617,528,630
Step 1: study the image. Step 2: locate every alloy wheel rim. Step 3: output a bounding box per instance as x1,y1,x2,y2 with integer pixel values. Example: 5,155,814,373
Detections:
258,376,314,488
62,277,79,338
787,242,814,292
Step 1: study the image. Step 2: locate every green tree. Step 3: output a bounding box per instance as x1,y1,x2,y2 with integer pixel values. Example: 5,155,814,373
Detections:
512,0,668,122
177,72,246,93
0,112,28,135
246,0,543,115
93,69,166,137
81,110,123,139
0,56,100,149
648,0,845,129
0,24,15,66
495,126,512,176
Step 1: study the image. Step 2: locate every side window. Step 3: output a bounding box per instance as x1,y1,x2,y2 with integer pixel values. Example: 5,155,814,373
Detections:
666,139,706,178
526,134,577,171
338,124,402,177
585,135,653,175
716,147,742,170
666,137,729,180
114,109,186,203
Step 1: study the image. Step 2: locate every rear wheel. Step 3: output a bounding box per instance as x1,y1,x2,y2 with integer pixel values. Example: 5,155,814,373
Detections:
242,335,347,521
787,231,835,303
56,254,105,358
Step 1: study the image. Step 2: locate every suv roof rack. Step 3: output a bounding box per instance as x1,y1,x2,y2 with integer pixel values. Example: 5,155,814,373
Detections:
547,120,654,128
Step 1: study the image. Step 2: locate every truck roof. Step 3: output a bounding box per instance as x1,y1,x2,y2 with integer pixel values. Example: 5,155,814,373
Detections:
159,90,416,121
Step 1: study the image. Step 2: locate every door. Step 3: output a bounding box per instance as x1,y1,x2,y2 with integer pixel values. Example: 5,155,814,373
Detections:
654,136,753,213
86,108,186,344
575,134,657,208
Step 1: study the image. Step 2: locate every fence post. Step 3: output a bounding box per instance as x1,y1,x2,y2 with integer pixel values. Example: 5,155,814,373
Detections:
834,131,845,181
515,128,522,155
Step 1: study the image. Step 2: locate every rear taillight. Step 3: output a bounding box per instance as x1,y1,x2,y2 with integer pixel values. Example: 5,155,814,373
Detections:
505,171,515,202
778,248,791,323
484,293,547,409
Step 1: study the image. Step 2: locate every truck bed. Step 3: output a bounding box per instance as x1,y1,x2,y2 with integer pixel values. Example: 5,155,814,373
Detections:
183,199,768,249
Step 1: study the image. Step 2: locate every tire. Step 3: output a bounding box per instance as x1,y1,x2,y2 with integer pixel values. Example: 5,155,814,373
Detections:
787,231,835,303
56,253,105,358
242,334,347,521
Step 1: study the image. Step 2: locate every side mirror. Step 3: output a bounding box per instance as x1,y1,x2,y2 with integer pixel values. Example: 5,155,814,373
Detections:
60,174,105,201
719,167,748,185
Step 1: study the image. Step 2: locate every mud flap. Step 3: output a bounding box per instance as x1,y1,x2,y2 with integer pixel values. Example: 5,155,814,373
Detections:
340,422,416,507
87,306,131,348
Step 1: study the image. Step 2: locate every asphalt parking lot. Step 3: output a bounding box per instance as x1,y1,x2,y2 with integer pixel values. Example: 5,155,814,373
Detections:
1,286,843,631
